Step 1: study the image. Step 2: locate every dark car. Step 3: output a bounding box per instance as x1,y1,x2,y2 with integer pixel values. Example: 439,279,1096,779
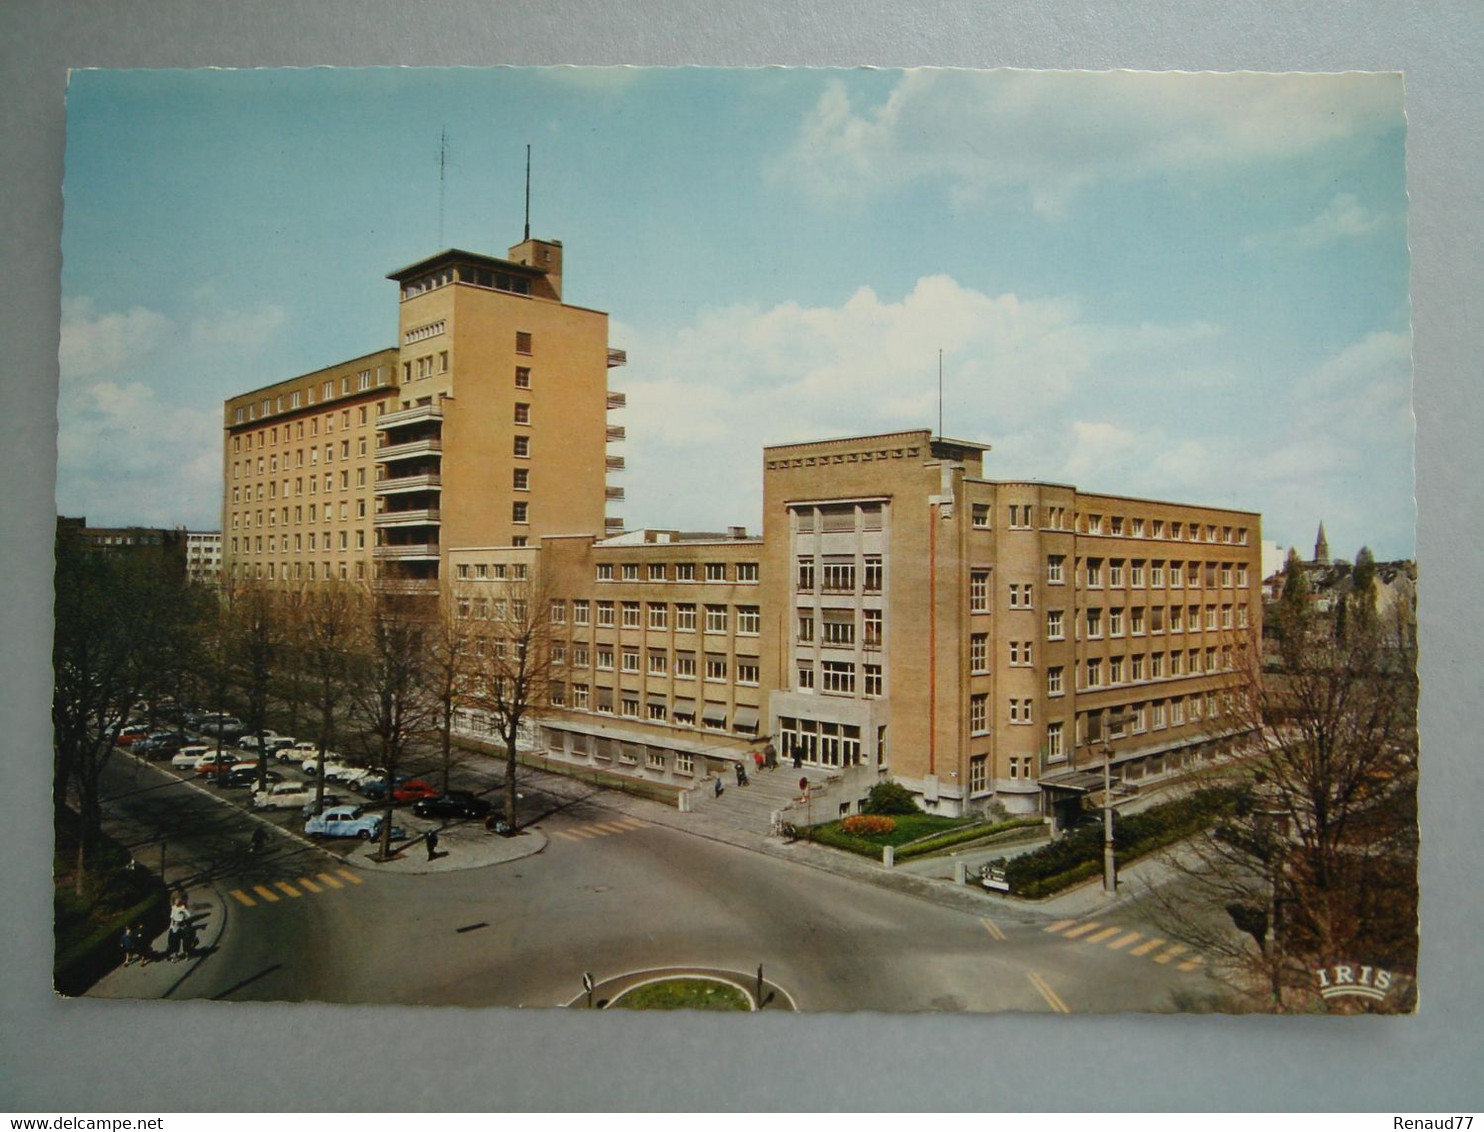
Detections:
136,731,189,758
413,790,492,820
218,766,284,790
358,771,411,801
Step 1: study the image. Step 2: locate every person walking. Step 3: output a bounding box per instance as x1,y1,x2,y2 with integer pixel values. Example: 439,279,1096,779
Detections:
735,761,749,787
753,750,765,775
426,828,440,861
714,774,724,798
763,743,778,771
250,826,267,856
167,894,190,961
133,922,151,965
119,924,137,967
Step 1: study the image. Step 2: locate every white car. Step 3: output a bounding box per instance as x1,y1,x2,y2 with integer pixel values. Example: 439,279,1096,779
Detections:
321,757,360,783
253,780,319,811
334,765,373,788
171,745,212,769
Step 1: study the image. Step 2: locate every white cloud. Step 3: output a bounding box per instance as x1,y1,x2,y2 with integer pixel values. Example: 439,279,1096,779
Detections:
58,297,173,380
1244,192,1389,251
775,70,1401,216
189,303,286,348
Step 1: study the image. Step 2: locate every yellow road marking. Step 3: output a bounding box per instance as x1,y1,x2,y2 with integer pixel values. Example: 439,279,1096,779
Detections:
229,889,257,907
1026,970,1070,1014
1062,921,1104,939
1154,943,1189,965
252,885,280,903
275,881,302,898
571,827,602,839
591,822,627,834
1107,932,1142,950
1178,958,1204,972
1130,937,1166,956
297,877,322,893
619,817,648,829
980,917,1006,941
1043,919,1076,934
553,830,579,842
336,869,363,885
316,872,344,889
1084,926,1122,944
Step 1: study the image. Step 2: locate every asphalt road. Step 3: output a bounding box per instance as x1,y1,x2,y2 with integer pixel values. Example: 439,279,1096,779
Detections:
95,756,1222,1013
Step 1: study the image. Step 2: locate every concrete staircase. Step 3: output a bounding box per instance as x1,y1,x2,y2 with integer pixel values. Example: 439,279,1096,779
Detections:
690,762,850,835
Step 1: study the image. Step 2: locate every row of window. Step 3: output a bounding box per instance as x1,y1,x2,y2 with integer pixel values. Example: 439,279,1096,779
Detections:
547,643,760,685
540,729,699,776
230,498,368,530
549,684,758,733
233,403,376,445
795,557,882,593
550,600,762,635
795,660,884,697
231,470,370,509
230,371,386,425
796,608,883,648
596,561,760,584
227,560,364,582
1076,558,1249,589
1074,604,1249,638
402,352,449,382
233,444,371,481
1077,646,1236,686
231,529,367,555
969,504,1250,546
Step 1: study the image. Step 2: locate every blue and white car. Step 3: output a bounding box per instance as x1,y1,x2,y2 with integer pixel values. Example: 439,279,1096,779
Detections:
304,805,404,841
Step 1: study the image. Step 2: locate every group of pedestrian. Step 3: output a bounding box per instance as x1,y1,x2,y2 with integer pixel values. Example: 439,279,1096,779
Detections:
164,893,196,962
118,923,149,967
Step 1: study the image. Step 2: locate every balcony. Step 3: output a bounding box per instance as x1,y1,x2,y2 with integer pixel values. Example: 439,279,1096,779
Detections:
606,391,627,409
377,437,443,462
374,578,441,596
375,471,441,495
374,508,441,527
605,517,625,531
606,425,626,442
605,486,625,501
379,403,444,430
606,455,626,471
373,543,440,561
607,348,627,368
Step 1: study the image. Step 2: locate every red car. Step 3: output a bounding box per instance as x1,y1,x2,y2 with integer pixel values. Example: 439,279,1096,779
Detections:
195,755,243,777
391,778,438,804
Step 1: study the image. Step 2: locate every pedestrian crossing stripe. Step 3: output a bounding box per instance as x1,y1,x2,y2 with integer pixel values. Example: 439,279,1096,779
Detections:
1177,958,1204,972
1129,937,1166,956
230,889,256,907
297,877,322,893
1084,926,1122,944
251,885,280,903
1062,921,1104,939
554,818,650,842
1043,919,1076,934
316,872,344,888
336,869,363,885
275,881,303,898
980,917,1006,941
1107,931,1142,950
1154,943,1189,964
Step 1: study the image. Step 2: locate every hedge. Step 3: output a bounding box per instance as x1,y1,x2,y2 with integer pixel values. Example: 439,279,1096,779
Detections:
995,786,1241,898
895,816,1045,861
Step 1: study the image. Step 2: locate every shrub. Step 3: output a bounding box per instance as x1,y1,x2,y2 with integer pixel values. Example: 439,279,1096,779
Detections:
862,780,920,816
839,813,897,836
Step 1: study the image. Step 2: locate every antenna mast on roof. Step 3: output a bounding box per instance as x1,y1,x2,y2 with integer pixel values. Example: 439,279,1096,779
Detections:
524,144,532,241
438,126,448,247
938,348,944,438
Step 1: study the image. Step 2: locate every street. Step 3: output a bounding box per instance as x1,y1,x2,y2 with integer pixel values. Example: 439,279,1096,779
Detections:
90,752,1225,1013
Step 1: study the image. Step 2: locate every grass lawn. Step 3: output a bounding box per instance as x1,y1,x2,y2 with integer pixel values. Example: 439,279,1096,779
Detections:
609,977,751,1011
807,812,976,855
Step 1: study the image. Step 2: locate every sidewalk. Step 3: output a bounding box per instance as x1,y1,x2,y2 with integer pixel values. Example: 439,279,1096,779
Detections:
87,864,229,1001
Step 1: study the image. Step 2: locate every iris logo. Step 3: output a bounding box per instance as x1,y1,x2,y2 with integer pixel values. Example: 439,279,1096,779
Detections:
1313,962,1394,1001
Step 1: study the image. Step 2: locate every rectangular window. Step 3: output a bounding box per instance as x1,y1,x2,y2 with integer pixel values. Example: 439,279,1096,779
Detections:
622,649,641,673
1151,561,1165,587
1110,656,1124,683
1087,658,1102,687
969,694,989,734
515,331,533,354
863,556,883,592
969,754,988,792
972,503,990,528
1047,666,1064,695
1047,555,1065,584
821,609,856,647
621,601,641,628
512,502,528,524
1110,607,1124,636
1047,721,1064,760
705,562,726,582
863,664,882,697
1086,558,1103,587
821,561,856,592
704,655,727,682
821,661,856,695
513,468,529,491
1046,610,1064,640
796,611,814,643
1009,583,1032,608
596,649,615,671
796,663,814,690
795,558,815,592
1131,607,1145,635
1086,608,1102,638
572,600,590,626
514,367,531,389
648,650,668,675
1009,640,1032,666
597,601,615,627
675,652,697,679
737,660,760,685
621,563,640,581
1009,699,1032,724
513,435,530,458
970,633,989,673
648,603,668,630
737,606,761,635
970,571,990,612
704,605,727,633
676,604,697,631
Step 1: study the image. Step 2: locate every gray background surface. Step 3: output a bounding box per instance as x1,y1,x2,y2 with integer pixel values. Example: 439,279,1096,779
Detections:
2,0,1479,1113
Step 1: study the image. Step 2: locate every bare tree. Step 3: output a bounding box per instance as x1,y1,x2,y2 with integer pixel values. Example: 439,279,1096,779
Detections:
347,592,439,859
1149,560,1418,1012
229,579,288,795
427,588,478,795
52,531,196,890
299,581,368,814
461,563,554,833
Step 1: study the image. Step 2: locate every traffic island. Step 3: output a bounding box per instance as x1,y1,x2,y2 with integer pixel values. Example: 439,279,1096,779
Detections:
565,966,797,1011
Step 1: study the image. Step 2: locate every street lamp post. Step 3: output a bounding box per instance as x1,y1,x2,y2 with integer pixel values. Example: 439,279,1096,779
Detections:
1100,714,1133,896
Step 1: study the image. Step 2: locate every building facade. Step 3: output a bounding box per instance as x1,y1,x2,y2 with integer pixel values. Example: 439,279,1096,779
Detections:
222,233,1261,817
185,531,222,585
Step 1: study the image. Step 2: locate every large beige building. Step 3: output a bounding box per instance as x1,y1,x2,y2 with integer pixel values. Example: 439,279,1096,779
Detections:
224,233,1261,818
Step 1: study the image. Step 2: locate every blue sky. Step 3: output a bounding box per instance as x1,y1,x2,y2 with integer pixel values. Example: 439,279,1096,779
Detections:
58,67,1413,562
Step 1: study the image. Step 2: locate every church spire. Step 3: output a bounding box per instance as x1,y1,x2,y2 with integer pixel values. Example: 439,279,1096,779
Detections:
1314,521,1330,565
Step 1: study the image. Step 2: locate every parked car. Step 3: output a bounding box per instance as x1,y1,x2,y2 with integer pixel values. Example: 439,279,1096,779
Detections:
254,781,316,810
115,725,150,746
413,791,492,820
239,732,290,753
334,765,373,789
136,731,189,757
357,770,407,800
322,758,364,784
194,753,242,777
171,745,212,770
392,779,439,805
219,766,283,790
304,805,405,841
301,793,345,817
209,760,259,784
198,715,245,740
